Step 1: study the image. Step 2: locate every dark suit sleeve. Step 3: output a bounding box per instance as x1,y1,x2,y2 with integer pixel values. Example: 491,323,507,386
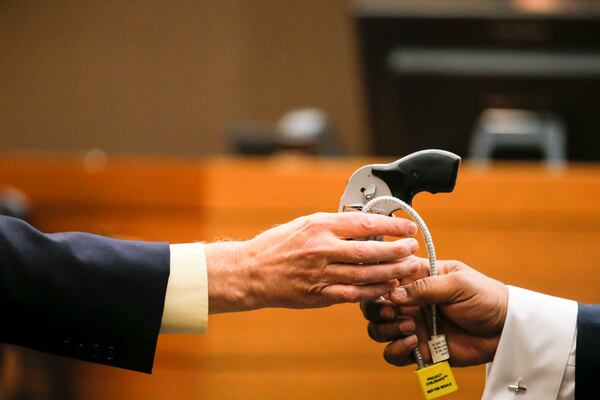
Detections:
0,216,170,373
575,303,600,398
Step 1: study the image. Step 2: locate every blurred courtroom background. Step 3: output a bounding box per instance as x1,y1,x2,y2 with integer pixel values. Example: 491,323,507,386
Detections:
1,0,600,399
0,0,369,156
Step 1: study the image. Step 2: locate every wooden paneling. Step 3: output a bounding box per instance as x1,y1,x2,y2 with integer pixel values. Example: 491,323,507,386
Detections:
0,155,599,400
0,155,203,242
0,0,367,156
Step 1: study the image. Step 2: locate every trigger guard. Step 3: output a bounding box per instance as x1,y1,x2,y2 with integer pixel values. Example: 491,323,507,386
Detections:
364,202,404,217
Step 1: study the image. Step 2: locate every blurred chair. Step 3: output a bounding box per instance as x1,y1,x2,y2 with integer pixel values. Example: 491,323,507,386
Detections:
355,2,600,160
468,109,567,167
230,108,341,156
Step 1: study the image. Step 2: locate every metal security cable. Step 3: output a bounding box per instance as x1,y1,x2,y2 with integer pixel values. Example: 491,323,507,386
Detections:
362,195,441,369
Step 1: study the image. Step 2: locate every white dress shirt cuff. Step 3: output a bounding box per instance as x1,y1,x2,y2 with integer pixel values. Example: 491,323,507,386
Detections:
160,243,208,334
483,286,577,399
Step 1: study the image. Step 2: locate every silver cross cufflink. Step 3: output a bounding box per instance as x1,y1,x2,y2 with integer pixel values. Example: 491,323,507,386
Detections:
508,378,527,393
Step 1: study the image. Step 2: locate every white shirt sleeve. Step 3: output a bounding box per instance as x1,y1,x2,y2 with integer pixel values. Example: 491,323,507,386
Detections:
159,243,208,333
557,327,576,400
483,286,577,400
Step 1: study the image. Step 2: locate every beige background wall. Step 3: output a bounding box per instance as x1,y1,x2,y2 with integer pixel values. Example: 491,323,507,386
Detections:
0,0,368,156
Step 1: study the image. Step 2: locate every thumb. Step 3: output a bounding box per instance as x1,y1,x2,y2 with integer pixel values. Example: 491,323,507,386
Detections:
389,275,455,305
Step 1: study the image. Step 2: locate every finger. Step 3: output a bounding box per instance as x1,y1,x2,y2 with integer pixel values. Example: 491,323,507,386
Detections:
398,258,466,286
327,238,418,264
396,305,423,319
367,319,416,342
383,335,419,367
329,212,417,238
392,256,431,286
403,257,430,279
322,281,397,304
388,274,456,306
360,301,398,322
324,258,421,285
398,305,432,344
388,276,448,305
359,296,424,323
383,321,432,367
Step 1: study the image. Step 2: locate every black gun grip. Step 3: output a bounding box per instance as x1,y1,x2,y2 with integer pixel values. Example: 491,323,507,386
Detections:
371,150,460,205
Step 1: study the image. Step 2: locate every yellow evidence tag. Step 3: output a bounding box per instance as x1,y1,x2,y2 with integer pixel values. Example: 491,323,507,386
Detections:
414,361,458,399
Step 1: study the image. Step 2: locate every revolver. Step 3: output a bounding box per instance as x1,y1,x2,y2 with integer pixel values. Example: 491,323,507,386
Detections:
338,149,461,213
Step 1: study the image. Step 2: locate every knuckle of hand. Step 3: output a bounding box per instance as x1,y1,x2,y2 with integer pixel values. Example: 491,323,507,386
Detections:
295,214,311,228
446,259,468,273
304,295,326,309
340,287,361,303
412,278,429,298
396,241,411,257
383,346,400,365
391,265,406,279
300,235,334,262
300,244,325,261
300,213,329,233
377,304,390,320
307,269,325,286
445,271,460,285
351,268,367,284
408,238,419,253
395,219,411,232
312,212,331,223
448,272,470,294
357,213,376,232
362,302,378,320
352,242,371,262
367,323,378,340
